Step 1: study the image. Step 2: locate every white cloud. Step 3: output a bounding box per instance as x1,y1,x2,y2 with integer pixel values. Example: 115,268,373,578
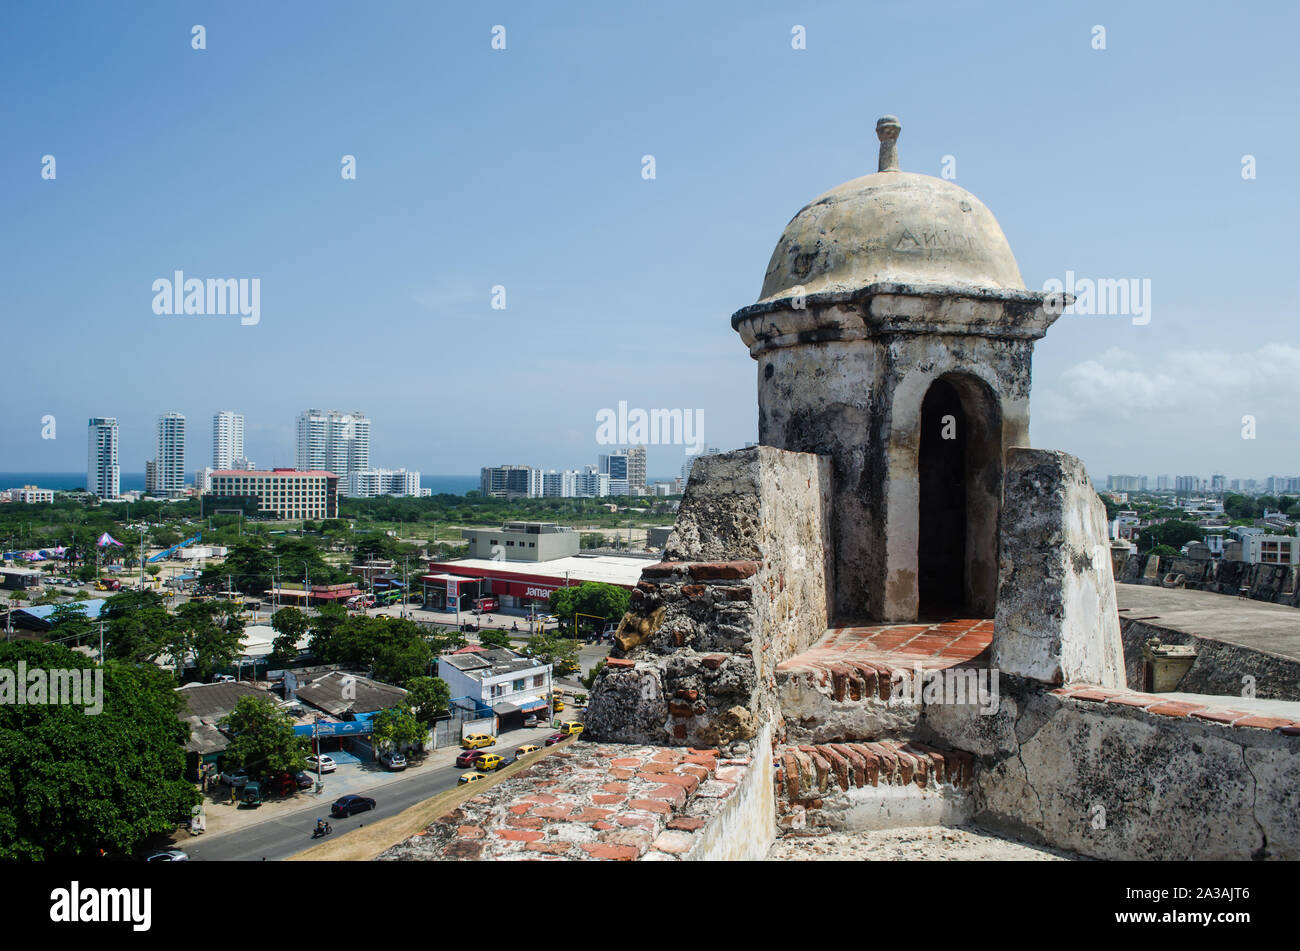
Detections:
1037,344,1300,424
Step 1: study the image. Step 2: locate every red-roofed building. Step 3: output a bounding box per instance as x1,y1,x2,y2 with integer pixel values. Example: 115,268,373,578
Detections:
208,468,339,520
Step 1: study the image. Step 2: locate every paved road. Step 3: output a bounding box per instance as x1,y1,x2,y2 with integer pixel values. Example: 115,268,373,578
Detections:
184,727,561,861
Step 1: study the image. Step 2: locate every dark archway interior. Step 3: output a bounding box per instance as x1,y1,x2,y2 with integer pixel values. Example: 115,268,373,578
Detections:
919,379,967,618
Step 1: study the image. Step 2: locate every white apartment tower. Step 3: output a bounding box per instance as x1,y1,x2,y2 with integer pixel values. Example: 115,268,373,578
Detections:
156,412,187,495
296,409,369,478
626,445,647,494
86,417,120,499
212,411,245,471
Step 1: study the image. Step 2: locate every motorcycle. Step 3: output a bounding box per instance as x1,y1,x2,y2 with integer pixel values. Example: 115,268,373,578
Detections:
311,821,333,839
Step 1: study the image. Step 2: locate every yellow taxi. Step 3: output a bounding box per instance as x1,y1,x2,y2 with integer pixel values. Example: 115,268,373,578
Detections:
476,753,505,771
457,772,486,785
513,745,539,761
460,733,496,750
557,721,585,737
551,698,566,712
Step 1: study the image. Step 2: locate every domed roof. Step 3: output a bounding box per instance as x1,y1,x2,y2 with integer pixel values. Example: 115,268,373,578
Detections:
757,116,1026,305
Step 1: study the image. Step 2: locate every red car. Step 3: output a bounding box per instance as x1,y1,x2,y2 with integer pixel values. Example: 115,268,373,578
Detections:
544,732,568,747
456,749,485,768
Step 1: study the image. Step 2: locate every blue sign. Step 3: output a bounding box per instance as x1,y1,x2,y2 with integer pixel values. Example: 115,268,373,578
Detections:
294,720,371,737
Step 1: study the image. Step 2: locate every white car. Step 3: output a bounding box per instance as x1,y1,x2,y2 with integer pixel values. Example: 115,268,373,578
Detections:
305,755,337,773
146,849,189,862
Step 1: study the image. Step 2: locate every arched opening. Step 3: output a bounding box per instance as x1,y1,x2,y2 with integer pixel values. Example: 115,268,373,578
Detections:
917,375,1002,619
919,380,967,616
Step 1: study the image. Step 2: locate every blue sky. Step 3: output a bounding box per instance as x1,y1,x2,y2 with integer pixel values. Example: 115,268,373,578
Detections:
2,0,1297,483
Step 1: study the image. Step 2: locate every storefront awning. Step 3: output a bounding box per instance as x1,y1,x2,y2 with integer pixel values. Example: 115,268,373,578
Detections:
518,698,548,713
493,700,521,715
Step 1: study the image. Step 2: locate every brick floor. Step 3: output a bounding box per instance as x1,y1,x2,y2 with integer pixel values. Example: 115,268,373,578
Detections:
377,742,753,861
778,618,993,679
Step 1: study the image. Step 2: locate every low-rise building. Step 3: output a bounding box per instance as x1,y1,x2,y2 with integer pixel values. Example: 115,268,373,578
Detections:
462,522,579,562
1239,533,1300,566
7,485,54,504
346,468,421,498
438,648,551,728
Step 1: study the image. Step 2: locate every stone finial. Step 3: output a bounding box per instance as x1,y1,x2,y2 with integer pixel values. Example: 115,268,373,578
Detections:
876,115,901,172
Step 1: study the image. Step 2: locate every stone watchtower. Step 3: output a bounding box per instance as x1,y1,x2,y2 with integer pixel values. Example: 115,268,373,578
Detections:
589,115,1123,756
731,116,1060,623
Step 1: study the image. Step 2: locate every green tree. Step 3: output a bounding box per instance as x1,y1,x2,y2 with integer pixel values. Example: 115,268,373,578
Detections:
1137,520,1204,553
269,606,309,667
218,695,308,777
101,589,175,665
371,703,425,752
405,676,451,726
526,631,580,675
0,641,198,860
479,629,513,650
427,627,468,656
46,602,95,647
311,615,432,687
306,603,349,657
372,635,433,687
171,600,245,682
355,532,397,562
549,581,630,635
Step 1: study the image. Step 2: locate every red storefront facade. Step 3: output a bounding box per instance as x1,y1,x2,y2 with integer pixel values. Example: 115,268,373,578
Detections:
417,562,635,611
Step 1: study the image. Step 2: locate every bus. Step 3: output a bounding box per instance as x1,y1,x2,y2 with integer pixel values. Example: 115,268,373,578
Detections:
376,589,403,606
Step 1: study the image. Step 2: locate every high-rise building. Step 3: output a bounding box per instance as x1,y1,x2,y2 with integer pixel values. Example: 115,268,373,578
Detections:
145,460,160,495
626,445,647,494
213,411,245,471
1107,475,1144,493
574,465,610,497
86,417,120,499
155,412,186,495
1175,475,1197,495
1156,475,1172,491
296,409,369,479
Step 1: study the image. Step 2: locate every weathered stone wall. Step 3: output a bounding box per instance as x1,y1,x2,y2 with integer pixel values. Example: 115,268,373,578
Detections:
993,448,1124,687
1118,616,1300,701
1121,553,1300,606
750,321,1038,622
584,446,832,750
935,681,1300,860
688,723,775,860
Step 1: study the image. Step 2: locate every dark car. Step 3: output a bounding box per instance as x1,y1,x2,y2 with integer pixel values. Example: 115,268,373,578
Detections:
330,795,376,818
293,770,315,790
455,749,485,768
544,732,568,747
